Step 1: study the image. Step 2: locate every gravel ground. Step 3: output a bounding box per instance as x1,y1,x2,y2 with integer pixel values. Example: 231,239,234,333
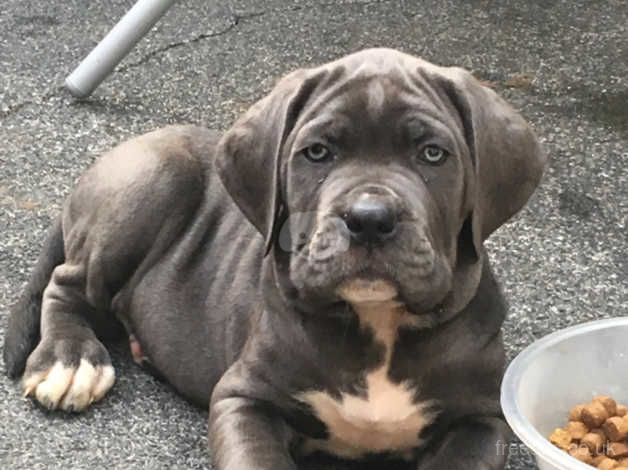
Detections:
1,0,626,469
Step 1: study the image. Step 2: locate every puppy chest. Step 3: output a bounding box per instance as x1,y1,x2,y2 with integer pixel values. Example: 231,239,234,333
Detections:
294,294,438,458
296,366,437,458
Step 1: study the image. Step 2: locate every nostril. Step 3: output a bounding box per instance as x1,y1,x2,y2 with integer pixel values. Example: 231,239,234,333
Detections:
345,213,363,234
377,220,395,234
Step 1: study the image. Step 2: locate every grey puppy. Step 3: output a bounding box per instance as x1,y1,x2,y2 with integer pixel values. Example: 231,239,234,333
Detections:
4,48,546,469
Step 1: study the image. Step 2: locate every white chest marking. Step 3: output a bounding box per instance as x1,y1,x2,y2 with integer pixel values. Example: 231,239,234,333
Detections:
297,281,438,458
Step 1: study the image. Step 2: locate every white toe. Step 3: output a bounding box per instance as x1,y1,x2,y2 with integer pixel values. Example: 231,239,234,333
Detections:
91,364,115,402
33,361,74,409
23,359,116,412
23,370,47,398
60,359,97,411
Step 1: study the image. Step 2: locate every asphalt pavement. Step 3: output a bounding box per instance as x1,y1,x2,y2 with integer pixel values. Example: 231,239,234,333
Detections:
1,0,626,469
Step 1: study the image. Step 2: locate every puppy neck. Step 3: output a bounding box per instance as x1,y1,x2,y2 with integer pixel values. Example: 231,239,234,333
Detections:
337,279,430,345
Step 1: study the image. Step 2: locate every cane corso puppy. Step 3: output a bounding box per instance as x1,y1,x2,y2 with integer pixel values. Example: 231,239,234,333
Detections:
4,48,545,469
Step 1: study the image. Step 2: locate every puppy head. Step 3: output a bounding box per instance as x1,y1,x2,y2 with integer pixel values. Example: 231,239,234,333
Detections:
217,48,546,317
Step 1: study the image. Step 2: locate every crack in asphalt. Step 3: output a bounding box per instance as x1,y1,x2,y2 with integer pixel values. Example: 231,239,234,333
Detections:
0,11,259,120
116,0,392,73
0,0,393,121
116,15,243,73
0,86,65,121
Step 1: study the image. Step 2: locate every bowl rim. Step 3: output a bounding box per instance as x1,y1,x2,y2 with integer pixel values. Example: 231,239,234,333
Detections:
501,317,628,470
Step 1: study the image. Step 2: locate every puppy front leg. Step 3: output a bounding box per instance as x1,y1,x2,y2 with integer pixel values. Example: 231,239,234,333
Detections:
209,396,297,470
418,416,512,470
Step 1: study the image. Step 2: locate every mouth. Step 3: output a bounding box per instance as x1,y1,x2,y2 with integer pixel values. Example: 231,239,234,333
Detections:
289,211,447,310
336,278,399,303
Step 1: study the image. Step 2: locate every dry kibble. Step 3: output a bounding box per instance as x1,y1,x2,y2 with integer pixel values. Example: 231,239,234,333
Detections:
596,396,619,417
583,401,611,429
582,432,606,455
569,445,594,465
570,404,587,421
550,428,573,450
549,397,628,467
603,417,628,442
607,442,628,459
591,428,609,440
598,458,619,470
566,421,590,440
595,455,610,466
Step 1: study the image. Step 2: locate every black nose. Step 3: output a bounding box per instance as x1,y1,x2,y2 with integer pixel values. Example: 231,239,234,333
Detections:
344,196,398,244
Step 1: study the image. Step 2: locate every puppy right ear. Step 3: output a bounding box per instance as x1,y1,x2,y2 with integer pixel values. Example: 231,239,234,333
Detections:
216,69,324,256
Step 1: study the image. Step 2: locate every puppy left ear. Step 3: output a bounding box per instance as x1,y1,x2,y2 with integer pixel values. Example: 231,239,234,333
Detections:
440,68,547,258
216,69,323,256
428,67,546,318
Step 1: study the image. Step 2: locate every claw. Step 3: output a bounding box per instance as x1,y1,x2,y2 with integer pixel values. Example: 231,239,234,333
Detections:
41,397,55,410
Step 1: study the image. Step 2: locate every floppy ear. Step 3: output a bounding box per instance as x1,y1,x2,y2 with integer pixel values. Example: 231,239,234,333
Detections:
215,69,323,255
440,68,547,260
422,66,546,319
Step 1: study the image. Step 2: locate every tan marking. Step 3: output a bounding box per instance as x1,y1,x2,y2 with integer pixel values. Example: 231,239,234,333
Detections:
350,61,380,80
23,359,115,412
338,279,437,330
297,281,438,458
31,361,74,408
90,363,116,403
337,279,398,303
366,80,386,118
60,360,95,410
23,370,47,398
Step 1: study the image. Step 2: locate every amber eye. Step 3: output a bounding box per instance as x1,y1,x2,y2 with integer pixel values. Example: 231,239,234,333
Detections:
418,145,448,165
303,143,332,162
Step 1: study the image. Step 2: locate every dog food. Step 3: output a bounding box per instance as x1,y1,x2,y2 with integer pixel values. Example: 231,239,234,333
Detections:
549,396,628,469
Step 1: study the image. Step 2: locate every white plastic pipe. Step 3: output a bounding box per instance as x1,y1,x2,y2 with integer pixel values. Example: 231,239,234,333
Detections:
65,0,178,97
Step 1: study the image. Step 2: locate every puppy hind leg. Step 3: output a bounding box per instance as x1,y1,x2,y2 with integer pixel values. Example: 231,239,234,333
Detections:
18,126,209,411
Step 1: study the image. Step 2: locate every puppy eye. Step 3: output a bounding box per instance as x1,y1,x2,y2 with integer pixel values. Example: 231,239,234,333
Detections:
303,143,332,162
418,145,448,165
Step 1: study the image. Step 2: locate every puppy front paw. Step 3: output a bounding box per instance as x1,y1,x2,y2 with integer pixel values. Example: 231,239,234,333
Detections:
22,338,115,412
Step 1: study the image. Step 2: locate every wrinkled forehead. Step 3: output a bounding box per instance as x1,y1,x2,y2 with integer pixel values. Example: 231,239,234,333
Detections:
295,56,460,149
315,54,433,112
303,49,449,122
324,47,427,79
